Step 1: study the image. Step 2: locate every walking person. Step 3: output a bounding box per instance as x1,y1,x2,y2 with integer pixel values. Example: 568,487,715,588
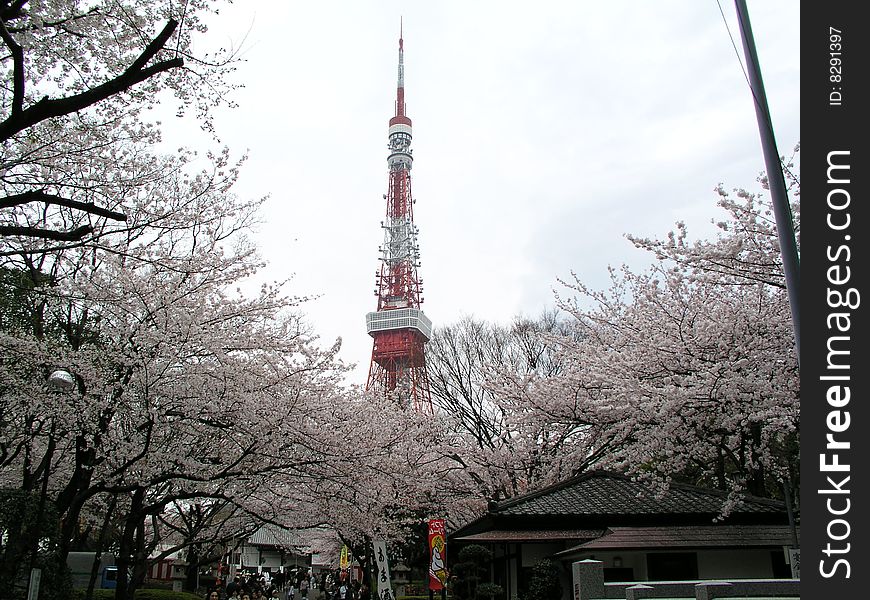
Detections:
227,576,241,598
333,582,349,600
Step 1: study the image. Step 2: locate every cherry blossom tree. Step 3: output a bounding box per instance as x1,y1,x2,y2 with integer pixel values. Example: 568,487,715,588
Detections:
0,7,248,591
1,154,451,597
0,3,451,598
0,179,440,598
1,0,237,248
613,144,801,500
0,154,260,593
626,144,800,291
426,151,799,528
551,265,797,499
485,153,800,511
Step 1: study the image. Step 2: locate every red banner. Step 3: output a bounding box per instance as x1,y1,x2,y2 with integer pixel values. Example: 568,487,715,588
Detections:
427,519,447,591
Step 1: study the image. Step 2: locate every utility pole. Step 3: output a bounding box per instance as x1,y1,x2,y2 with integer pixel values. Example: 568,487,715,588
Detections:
733,0,800,568
733,0,801,365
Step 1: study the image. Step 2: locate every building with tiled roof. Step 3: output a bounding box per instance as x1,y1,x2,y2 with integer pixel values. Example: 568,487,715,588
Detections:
226,524,313,580
449,471,797,600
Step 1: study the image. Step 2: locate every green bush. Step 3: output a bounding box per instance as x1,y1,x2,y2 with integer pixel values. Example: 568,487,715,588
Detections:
135,590,204,600
448,545,501,600
521,559,561,600
475,584,501,600
69,590,203,600
0,489,72,600
69,592,115,600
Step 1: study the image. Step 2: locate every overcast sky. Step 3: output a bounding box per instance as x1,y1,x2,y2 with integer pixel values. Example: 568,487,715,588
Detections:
164,1,799,383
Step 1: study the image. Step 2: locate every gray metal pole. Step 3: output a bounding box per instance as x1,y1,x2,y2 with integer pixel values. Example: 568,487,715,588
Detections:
733,1,801,557
733,0,801,366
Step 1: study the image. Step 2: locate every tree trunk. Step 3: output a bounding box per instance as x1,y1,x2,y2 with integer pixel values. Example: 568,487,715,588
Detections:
86,495,118,600
185,545,201,592
114,487,145,600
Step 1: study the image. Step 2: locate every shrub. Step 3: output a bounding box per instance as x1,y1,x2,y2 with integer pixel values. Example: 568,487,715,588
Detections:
448,545,501,600
522,559,561,600
69,590,204,600
70,591,116,600
135,590,204,600
475,583,503,600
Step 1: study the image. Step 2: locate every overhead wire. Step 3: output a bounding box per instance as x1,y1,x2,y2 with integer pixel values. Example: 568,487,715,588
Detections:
713,0,799,188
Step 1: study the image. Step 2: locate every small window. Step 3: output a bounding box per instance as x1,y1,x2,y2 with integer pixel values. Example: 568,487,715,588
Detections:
603,567,635,582
646,552,698,581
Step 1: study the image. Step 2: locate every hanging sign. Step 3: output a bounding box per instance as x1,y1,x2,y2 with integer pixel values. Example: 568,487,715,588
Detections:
372,540,395,600
427,519,448,591
340,545,350,570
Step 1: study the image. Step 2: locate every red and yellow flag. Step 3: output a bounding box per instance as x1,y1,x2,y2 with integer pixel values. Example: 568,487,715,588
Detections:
427,519,447,591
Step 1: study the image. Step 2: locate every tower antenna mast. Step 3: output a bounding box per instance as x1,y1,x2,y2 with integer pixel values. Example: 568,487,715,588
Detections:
365,25,433,412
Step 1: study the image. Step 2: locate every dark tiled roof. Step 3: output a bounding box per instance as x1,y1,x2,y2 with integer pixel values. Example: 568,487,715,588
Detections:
554,525,800,554
491,471,785,517
249,525,306,548
453,529,605,543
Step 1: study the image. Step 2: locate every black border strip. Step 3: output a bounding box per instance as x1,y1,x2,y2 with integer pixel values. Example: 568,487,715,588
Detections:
801,2,868,596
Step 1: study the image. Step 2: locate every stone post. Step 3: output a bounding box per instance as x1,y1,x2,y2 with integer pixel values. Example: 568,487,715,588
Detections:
624,584,654,600
571,560,605,600
694,581,734,600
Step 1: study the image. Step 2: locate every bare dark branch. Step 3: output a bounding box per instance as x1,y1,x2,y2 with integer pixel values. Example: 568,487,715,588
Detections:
0,224,93,241
0,1,29,22
0,17,25,114
1,190,127,221
0,19,182,142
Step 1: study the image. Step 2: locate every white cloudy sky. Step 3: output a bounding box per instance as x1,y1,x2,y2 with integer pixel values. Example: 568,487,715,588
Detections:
163,0,799,382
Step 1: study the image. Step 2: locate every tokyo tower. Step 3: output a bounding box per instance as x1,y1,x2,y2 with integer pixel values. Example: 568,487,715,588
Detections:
365,28,433,412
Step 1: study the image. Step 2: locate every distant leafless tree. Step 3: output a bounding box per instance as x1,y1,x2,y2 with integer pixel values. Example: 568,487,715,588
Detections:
427,309,586,501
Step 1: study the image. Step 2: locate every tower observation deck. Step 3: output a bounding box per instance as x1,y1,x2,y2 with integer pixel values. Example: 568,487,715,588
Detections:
365,28,432,412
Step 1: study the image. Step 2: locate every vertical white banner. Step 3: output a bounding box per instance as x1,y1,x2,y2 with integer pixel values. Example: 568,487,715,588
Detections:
372,540,395,600
27,568,41,600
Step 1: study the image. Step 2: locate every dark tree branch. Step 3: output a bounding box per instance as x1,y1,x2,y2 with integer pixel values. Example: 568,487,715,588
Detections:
0,1,29,22
0,224,93,241
126,17,179,74
1,190,127,220
0,19,182,142
0,17,25,115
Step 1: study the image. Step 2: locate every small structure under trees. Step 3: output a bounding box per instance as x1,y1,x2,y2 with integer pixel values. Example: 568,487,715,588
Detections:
450,471,796,600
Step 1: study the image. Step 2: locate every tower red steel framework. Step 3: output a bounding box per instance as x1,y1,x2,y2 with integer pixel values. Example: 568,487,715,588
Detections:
365,29,433,412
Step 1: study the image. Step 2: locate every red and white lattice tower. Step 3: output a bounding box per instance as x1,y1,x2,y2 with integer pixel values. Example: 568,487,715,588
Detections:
365,28,433,412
